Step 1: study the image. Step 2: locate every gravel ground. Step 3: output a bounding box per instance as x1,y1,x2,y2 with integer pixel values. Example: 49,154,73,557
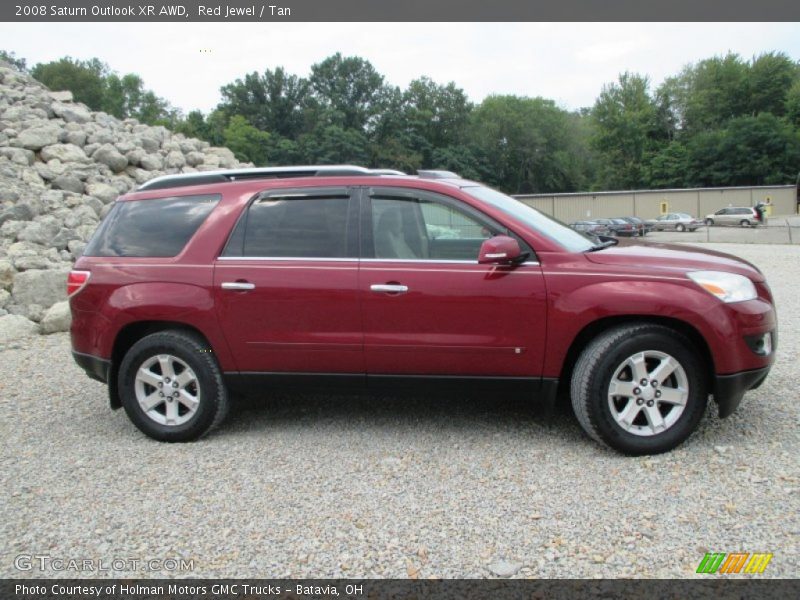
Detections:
1,243,798,579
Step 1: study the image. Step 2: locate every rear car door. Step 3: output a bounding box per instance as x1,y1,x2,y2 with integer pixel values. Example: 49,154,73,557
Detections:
213,187,363,374
359,186,547,379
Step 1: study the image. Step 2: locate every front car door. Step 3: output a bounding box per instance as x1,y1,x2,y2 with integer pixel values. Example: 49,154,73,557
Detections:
359,185,548,381
213,186,363,375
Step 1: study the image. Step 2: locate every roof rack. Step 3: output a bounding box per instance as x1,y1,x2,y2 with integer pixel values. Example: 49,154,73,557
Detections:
417,170,461,179
137,165,392,192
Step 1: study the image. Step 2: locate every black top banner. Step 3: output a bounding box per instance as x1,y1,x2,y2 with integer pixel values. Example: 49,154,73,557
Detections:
2,0,800,22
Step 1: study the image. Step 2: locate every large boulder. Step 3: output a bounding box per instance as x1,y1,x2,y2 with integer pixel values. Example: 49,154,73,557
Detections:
40,300,71,333
16,122,62,150
92,144,128,172
40,143,88,163
0,314,39,342
10,268,69,310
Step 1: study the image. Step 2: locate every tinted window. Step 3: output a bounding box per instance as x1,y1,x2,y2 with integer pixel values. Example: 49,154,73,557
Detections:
224,192,351,258
370,192,492,261
84,194,220,257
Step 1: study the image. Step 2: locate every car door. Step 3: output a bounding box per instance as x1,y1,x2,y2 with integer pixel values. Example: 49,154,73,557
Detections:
359,186,548,379
213,186,364,374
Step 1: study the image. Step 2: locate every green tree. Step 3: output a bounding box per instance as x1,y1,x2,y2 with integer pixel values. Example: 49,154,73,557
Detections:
748,52,799,117
222,115,271,165
0,49,26,71
590,72,665,189
219,67,309,137
308,53,389,131
31,57,108,110
787,79,800,127
470,95,589,193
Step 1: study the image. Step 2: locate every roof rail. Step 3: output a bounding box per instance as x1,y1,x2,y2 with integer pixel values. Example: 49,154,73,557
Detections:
137,165,386,192
417,169,461,179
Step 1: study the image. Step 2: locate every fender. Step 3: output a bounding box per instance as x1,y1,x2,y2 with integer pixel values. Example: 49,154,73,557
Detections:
542,277,769,377
99,282,237,371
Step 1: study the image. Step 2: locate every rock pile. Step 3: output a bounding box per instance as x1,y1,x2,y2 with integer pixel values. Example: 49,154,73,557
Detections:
0,61,248,342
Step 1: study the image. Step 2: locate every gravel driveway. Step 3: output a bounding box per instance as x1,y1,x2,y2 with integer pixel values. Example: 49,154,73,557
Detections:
1,243,797,579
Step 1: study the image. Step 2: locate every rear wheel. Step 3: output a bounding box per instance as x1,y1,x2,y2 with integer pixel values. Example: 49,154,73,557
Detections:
705,219,714,226
676,223,686,232
571,324,707,455
740,220,751,227
118,330,229,442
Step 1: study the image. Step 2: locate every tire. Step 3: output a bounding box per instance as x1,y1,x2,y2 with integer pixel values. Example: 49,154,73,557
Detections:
705,219,714,226
118,330,229,442
570,324,707,455
676,224,685,232
740,220,750,227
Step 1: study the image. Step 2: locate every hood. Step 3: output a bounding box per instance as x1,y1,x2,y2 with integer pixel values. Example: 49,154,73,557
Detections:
585,241,765,282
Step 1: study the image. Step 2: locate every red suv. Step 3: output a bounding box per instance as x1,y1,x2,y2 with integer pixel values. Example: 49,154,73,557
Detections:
69,166,776,454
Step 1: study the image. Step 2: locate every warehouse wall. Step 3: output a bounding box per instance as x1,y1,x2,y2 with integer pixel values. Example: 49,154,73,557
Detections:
515,185,797,221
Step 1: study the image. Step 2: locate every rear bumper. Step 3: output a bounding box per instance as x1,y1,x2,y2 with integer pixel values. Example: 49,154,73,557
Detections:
72,350,110,384
714,366,771,418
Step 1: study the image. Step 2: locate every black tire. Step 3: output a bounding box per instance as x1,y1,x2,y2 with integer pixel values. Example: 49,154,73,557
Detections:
705,219,714,226
676,224,685,232
570,324,707,455
740,220,750,228
118,330,229,442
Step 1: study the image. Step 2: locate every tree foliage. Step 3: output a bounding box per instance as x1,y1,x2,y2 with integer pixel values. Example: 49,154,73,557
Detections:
10,49,798,192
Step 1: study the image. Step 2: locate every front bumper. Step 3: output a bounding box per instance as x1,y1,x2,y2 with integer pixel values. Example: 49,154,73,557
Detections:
714,366,771,418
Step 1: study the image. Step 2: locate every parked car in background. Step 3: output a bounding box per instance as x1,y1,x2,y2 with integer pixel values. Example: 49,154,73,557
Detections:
619,216,650,236
591,218,632,237
705,207,761,227
570,220,610,236
648,213,705,232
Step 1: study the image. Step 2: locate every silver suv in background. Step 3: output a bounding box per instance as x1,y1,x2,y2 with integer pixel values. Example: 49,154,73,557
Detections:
705,207,761,227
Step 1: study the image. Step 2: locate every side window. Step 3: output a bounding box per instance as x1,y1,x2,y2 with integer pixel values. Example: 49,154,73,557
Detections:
223,190,351,258
369,190,501,261
84,194,220,257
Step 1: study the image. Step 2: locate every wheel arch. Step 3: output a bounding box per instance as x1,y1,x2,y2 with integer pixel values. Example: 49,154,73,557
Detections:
557,315,715,401
108,321,213,409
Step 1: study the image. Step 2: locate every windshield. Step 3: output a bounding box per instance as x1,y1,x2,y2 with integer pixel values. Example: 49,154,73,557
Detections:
463,186,595,252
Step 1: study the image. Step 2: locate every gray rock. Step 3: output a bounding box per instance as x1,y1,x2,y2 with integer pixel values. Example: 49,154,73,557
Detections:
165,150,185,169
49,90,73,102
52,174,84,194
40,300,71,334
88,130,115,145
84,182,118,204
138,136,160,153
51,102,92,124
62,130,87,147
0,288,9,308
7,302,45,322
92,144,127,172
185,151,206,167
0,314,38,342
40,143,87,163
488,559,523,577
67,240,86,258
1,220,25,240
51,228,81,251
17,217,60,245
139,153,163,171
16,123,62,150
0,259,13,290
10,268,70,309
0,203,36,227
0,146,34,165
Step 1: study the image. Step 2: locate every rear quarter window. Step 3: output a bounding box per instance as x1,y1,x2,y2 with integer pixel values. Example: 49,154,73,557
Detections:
83,194,220,257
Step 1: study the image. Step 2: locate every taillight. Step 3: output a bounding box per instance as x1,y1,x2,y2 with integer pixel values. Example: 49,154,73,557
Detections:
67,270,91,297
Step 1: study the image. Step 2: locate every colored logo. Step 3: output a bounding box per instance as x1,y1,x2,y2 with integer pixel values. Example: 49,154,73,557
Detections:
696,552,773,574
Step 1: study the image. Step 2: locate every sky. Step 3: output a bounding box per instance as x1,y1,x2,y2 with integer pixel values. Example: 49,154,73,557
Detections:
2,22,799,114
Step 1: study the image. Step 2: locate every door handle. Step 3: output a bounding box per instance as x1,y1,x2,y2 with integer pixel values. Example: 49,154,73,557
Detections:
221,281,255,291
370,284,409,294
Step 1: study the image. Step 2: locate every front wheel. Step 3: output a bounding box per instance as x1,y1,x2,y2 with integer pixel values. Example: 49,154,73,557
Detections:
118,330,229,442
571,324,707,455
705,219,714,226
676,224,686,232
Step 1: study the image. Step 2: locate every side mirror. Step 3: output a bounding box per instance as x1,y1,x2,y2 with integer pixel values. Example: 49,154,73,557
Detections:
478,235,524,265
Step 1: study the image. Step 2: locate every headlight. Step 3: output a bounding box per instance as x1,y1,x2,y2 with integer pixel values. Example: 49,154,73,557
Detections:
687,271,757,303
